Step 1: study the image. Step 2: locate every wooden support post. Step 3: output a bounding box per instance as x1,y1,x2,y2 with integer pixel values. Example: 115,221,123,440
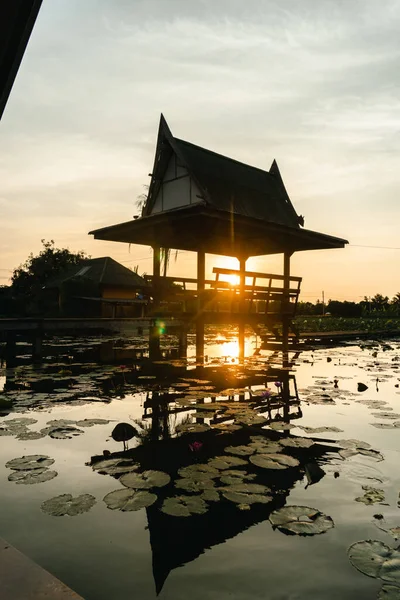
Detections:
282,251,291,364
178,325,188,359
5,333,17,368
32,336,43,363
149,245,161,360
238,256,247,362
196,250,205,363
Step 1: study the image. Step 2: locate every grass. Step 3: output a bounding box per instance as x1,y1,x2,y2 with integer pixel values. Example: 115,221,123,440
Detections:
294,316,400,334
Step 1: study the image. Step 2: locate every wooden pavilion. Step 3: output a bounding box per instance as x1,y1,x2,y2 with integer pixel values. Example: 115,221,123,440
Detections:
89,115,347,359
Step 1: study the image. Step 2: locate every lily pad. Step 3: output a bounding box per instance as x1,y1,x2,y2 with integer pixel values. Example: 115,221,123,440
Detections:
4,418,38,427
279,437,314,449
41,493,96,516
221,483,272,505
8,469,58,484
378,584,400,599
201,488,220,502
161,495,208,517
42,425,84,439
298,425,343,434
355,486,386,505
269,505,334,536
120,470,171,489
103,489,156,511
372,413,400,420
92,458,139,476
250,453,300,470
16,431,47,441
268,421,295,431
176,423,210,434
248,439,283,454
208,456,248,470
76,419,111,427
348,540,395,579
175,478,215,493
6,455,54,471
178,464,219,480
225,445,254,457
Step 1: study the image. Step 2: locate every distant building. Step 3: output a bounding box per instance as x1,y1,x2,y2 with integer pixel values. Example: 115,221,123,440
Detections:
45,257,149,317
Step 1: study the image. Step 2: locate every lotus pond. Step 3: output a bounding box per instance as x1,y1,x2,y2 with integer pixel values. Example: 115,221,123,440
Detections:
1,331,400,599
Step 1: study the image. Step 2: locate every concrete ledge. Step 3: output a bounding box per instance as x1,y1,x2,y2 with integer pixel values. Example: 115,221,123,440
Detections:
0,538,83,599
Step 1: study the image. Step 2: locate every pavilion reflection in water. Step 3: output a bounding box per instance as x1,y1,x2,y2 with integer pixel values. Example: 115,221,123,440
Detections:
90,360,338,595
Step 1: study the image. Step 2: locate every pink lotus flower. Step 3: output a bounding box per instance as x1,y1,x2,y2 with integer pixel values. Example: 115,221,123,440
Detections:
274,381,282,389
189,441,203,452
261,388,272,398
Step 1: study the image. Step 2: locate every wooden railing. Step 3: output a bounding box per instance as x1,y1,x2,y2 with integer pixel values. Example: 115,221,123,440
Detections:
144,268,302,318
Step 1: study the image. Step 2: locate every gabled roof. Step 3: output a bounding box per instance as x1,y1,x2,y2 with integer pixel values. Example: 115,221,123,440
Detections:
45,257,148,290
143,115,302,228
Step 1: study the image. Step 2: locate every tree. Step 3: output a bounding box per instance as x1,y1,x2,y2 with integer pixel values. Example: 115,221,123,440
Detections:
11,240,89,313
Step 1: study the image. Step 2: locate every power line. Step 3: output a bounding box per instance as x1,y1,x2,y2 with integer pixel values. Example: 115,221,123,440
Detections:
349,244,400,250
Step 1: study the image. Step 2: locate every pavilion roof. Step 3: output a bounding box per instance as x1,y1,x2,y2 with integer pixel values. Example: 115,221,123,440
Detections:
89,115,348,257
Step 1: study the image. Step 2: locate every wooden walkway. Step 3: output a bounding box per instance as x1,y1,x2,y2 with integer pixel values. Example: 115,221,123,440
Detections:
0,537,83,599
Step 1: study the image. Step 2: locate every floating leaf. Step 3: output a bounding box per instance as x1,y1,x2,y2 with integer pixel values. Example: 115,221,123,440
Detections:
355,486,386,505
250,453,299,470
42,425,84,439
103,489,156,511
6,455,54,471
279,437,314,449
201,489,220,502
248,439,283,454
176,423,210,434
178,464,219,480
378,584,400,599
41,493,96,516
372,413,400,420
161,495,208,517
4,418,38,427
298,425,343,434
348,540,394,579
268,421,295,431
120,470,171,489
208,456,248,470
76,419,111,427
175,478,215,493
269,505,334,536
9,469,57,485
221,483,272,505
92,458,139,475
225,445,254,456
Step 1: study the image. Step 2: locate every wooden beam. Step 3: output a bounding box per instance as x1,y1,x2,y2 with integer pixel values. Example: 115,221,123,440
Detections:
196,250,205,362
238,256,247,362
282,251,292,360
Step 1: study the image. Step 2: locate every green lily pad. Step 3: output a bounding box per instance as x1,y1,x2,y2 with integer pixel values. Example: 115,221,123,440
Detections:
298,426,343,434
6,455,54,471
221,483,272,505
176,423,210,434
250,453,299,470
16,431,46,441
270,505,334,536
268,422,295,431
177,464,219,480
103,489,156,511
41,425,84,439
175,478,215,493
92,458,139,475
41,493,96,516
4,418,38,427
248,439,283,454
355,486,386,505
348,540,394,579
208,456,248,470
9,469,58,484
201,488,220,502
279,437,314,449
120,470,171,489
225,445,255,457
76,419,111,427
161,495,208,517
378,584,400,599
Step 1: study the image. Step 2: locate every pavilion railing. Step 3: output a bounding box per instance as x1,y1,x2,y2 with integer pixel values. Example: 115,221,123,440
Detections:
144,268,302,318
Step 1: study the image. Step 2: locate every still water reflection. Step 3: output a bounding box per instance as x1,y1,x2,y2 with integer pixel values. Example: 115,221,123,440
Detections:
0,332,400,599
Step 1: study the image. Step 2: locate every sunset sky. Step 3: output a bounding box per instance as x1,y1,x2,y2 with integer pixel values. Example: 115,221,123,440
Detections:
1,0,400,302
